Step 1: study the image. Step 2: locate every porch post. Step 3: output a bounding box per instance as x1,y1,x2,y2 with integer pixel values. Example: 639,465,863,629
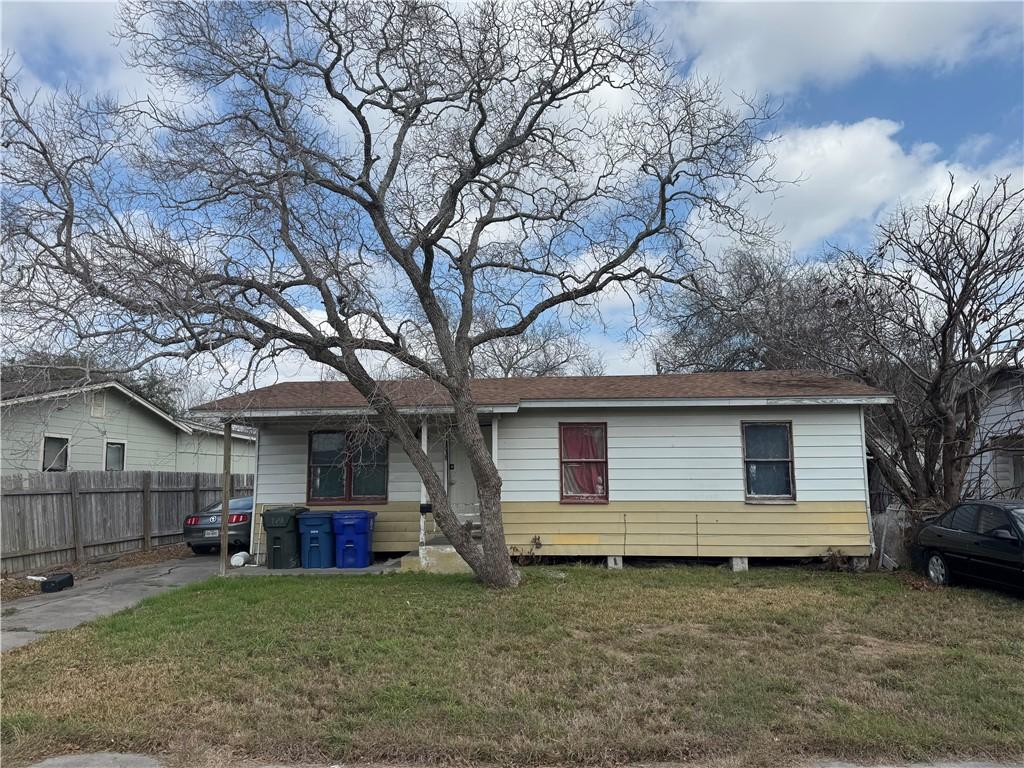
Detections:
419,418,428,547
491,415,499,467
218,420,233,577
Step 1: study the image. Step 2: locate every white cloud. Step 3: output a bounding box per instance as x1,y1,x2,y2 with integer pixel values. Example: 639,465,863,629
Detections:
2,1,151,96
660,2,1022,96
752,117,1023,252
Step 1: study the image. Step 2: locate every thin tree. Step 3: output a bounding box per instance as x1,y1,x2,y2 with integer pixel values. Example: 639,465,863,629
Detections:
654,177,1024,522
2,0,775,587
472,317,605,378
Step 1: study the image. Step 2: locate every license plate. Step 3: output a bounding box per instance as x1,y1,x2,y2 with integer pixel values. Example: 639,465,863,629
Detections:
204,530,219,538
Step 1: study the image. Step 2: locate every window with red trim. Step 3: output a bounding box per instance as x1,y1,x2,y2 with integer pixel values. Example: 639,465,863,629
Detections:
308,430,388,503
559,423,608,503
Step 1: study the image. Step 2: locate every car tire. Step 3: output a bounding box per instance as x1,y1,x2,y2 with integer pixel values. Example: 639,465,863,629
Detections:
192,545,217,556
926,552,952,586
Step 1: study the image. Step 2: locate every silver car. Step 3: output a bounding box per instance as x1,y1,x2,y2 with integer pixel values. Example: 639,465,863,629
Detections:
183,496,253,555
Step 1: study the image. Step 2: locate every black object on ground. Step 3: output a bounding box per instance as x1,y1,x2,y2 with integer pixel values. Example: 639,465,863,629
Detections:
40,572,74,593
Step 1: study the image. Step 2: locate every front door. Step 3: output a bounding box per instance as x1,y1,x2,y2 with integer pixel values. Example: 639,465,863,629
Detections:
447,425,491,525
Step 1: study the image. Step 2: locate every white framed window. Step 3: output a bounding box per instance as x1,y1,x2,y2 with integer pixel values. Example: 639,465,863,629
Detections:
104,441,126,471
41,434,70,472
741,421,796,501
90,390,106,418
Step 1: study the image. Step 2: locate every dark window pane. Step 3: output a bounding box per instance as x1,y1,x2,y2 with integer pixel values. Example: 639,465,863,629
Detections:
950,504,978,532
977,506,1012,537
746,461,792,496
352,436,388,468
744,424,791,460
311,432,346,466
353,465,387,497
311,465,345,499
562,425,606,460
42,436,68,472
562,462,607,497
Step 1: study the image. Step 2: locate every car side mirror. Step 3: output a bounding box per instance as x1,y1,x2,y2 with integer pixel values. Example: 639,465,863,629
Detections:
993,529,1018,542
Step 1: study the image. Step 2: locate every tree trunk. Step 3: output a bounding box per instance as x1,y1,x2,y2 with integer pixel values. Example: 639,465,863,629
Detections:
451,396,520,588
369,401,517,587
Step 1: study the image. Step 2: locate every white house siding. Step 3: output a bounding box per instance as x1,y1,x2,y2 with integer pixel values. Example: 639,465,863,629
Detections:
251,420,447,557
251,405,872,560
964,378,1023,498
1,389,254,474
496,406,870,557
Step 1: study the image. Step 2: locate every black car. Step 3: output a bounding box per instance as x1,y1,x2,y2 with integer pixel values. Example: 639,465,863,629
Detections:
913,499,1024,591
183,496,253,555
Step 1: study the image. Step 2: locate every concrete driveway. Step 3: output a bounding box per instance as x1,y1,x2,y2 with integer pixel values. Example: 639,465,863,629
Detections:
1,556,219,652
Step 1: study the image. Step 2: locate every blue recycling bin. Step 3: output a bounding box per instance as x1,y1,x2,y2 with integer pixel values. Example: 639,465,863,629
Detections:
331,510,377,568
297,512,335,568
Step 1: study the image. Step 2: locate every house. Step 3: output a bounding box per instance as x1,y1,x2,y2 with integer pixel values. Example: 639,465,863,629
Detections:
964,368,1024,499
194,370,892,568
1,378,256,475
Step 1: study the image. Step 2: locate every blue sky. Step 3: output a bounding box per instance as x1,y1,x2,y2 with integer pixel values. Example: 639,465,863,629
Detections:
3,1,1023,380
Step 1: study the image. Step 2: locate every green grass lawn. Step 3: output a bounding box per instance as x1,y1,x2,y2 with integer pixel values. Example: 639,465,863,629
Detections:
2,566,1023,767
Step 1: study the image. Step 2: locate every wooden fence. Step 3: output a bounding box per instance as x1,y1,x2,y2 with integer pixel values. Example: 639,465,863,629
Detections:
1,471,254,575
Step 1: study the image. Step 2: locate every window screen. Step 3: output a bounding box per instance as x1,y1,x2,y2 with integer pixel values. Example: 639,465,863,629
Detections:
742,423,794,499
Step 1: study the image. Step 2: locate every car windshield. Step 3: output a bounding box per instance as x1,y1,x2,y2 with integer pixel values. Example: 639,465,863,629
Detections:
200,496,253,514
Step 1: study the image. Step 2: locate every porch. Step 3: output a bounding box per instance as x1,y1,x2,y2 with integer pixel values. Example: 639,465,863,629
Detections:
242,412,502,570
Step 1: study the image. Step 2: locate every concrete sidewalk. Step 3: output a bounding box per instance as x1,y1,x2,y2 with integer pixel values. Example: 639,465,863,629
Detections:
1,556,219,652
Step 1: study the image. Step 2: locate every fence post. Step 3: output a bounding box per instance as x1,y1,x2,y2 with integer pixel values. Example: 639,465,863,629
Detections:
192,473,201,515
142,472,153,552
69,472,86,563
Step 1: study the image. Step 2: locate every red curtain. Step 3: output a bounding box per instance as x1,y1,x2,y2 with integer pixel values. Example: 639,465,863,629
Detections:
562,426,605,460
562,426,606,497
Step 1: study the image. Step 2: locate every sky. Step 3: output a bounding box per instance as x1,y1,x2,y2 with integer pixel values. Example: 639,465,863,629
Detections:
3,0,1023,385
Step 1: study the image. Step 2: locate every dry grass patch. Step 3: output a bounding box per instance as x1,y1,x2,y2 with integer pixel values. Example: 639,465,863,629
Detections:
2,565,1023,767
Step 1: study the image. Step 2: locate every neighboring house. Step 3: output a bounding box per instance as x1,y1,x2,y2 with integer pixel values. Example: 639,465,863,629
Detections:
1,379,255,475
194,370,892,566
964,368,1024,499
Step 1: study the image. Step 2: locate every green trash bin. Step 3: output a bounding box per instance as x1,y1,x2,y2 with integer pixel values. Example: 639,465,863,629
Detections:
261,505,305,569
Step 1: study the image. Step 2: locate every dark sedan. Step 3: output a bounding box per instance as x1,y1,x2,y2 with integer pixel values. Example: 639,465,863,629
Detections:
913,499,1024,591
183,496,253,555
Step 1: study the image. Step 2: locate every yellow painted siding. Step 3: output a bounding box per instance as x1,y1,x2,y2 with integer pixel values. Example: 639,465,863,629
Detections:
251,499,870,560
251,501,421,560
502,500,871,557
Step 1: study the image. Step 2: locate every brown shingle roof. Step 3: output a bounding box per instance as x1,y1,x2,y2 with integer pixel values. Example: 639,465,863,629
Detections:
195,370,889,413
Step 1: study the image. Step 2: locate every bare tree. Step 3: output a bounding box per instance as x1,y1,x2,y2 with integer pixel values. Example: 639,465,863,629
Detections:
655,177,1024,523
472,317,604,378
2,0,775,587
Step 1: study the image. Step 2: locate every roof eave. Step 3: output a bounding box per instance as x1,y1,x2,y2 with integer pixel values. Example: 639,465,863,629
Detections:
515,395,894,408
2,380,194,433
189,403,522,420
192,394,893,420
